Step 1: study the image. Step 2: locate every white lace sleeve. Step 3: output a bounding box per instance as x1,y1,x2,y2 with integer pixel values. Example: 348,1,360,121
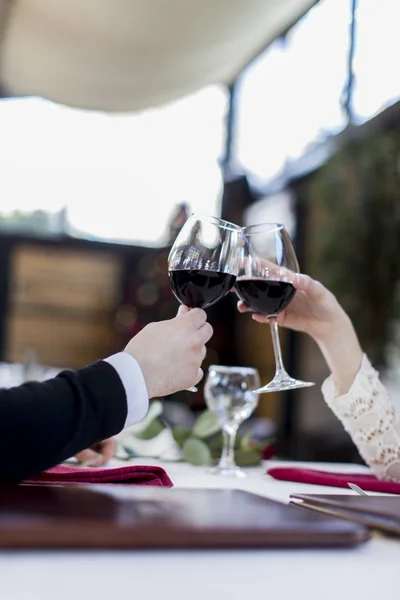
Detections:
321,354,400,481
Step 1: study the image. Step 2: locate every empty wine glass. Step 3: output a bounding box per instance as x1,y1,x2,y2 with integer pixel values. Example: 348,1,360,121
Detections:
235,223,314,393
168,214,242,391
204,365,260,477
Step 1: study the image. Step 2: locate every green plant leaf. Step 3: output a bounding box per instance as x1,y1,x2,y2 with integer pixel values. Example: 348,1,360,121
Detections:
130,400,163,435
207,432,224,458
172,425,191,447
120,447,138,459
208,431,244,459
234,448,262,467
253,438,276,454
240,440,275,454
182,437,212,466
240,432,252,450
147,400,164,420
192,410,221,439
134,419,165,440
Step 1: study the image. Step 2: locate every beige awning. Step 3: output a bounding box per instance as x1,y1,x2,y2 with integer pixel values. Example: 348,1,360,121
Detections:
0,0,316,112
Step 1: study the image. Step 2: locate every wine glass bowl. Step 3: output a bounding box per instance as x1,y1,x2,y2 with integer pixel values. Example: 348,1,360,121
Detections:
168,214,241,309
235,277,296,317
168,214,242,391
204,365,261,477
235,223,314,393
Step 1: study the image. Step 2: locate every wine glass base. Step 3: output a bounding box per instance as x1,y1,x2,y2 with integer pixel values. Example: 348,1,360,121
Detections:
208,465,246,478
255,376,315,394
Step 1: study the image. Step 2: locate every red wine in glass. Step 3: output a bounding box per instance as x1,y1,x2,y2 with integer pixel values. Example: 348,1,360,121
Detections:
235,278,295,316
169,269,236,309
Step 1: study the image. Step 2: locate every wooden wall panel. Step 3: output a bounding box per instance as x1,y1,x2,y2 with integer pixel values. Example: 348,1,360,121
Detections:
5,244,122,369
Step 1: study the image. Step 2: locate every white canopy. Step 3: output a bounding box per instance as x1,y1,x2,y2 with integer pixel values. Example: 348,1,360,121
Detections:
0,0,316,112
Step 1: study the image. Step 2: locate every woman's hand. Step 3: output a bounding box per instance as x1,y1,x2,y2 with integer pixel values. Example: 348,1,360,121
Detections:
237,273,343,343
237,273,363,394
75,437,117,467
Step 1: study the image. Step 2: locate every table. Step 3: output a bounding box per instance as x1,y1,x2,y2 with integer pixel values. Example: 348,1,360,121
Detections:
0,459,398,600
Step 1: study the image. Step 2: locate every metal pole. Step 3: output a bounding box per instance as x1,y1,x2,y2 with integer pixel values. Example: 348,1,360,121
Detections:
342,0,358,124
222,83,236,178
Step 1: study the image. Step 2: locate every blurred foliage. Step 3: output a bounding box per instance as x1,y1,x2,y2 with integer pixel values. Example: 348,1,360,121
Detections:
305,126,400,367
0,209,67,235
128,407,274,467
172,409,274,467
0,210,53,233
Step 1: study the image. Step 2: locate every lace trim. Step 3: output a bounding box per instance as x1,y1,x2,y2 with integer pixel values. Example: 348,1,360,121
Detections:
322,354,400,481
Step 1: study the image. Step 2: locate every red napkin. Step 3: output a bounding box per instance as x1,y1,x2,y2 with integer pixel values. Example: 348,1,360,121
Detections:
267,466,400,495
24,464,173,487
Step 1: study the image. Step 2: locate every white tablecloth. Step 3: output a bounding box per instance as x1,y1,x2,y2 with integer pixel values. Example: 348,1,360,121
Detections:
0,459,398,600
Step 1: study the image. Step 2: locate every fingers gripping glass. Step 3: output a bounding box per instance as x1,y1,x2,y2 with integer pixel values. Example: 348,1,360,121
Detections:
168,214,242,391
235,223,314,393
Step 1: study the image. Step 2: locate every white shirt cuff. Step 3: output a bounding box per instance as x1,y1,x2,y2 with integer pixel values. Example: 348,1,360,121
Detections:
103,352,149,428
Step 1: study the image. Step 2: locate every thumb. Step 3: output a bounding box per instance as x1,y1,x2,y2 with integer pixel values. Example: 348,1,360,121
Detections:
177,304,190,316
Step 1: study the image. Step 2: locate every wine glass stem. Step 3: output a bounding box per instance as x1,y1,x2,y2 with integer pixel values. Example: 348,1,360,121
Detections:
219,425,238,469
269,317,287,379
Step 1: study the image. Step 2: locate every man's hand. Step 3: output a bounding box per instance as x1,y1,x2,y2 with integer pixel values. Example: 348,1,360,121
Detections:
125,306,213,398
75,437,117,467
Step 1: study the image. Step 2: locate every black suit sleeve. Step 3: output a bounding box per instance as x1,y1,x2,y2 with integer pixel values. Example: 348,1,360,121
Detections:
0,360,128,483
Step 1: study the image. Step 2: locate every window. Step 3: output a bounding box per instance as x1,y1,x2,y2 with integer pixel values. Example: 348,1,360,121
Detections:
233,0,351,187
353,0,400,122
244,191,296,240
0,85,228,246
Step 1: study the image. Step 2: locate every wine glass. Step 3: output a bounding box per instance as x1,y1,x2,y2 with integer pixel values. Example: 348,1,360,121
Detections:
168,213,242,391
235,222,314,393
204,365,260,477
